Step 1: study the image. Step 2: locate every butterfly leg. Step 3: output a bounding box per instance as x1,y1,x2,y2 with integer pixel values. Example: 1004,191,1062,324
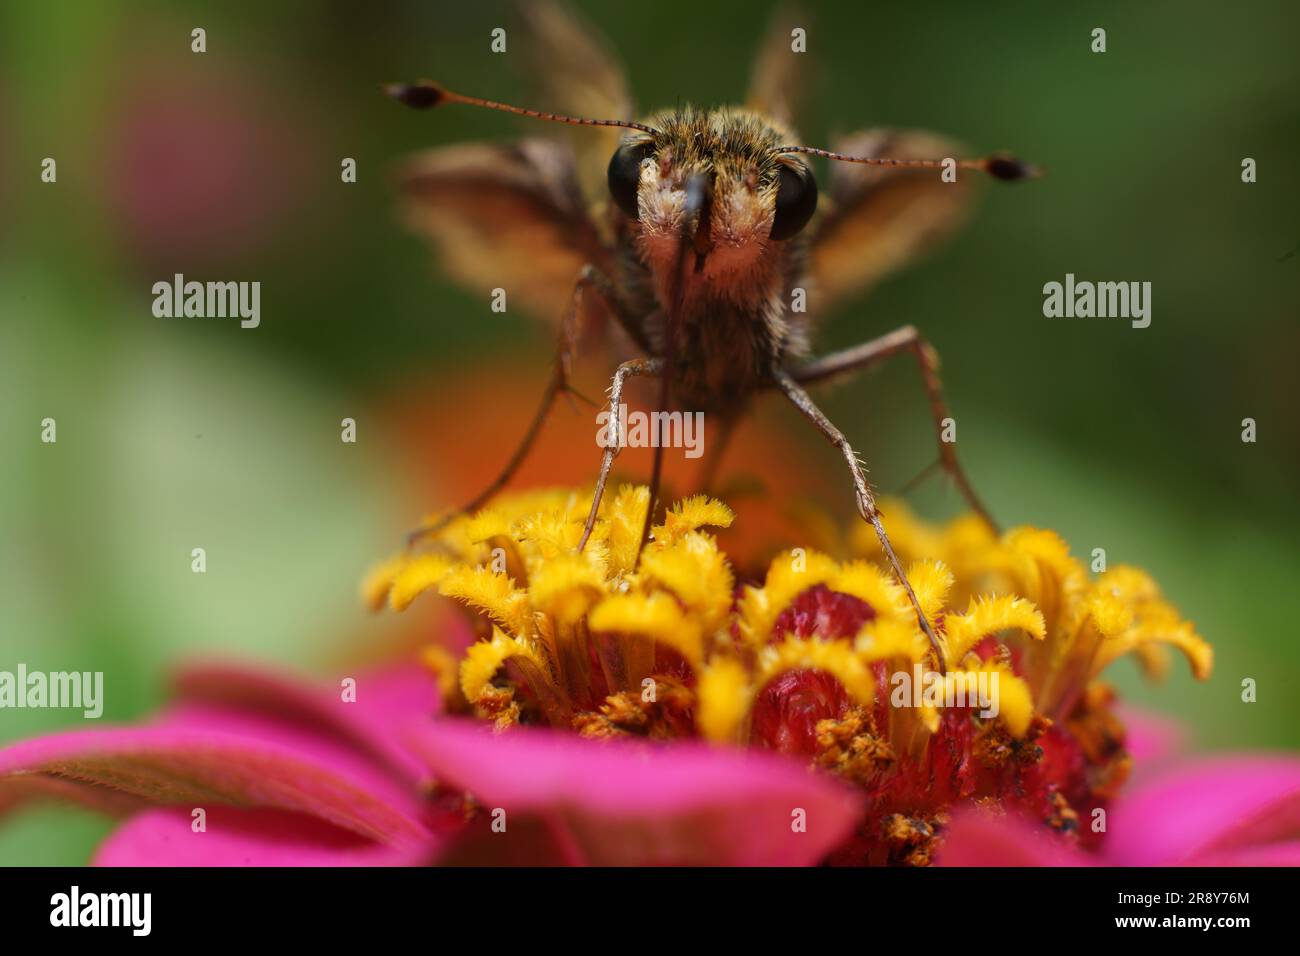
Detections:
697,413,739,496
633,409,736,566
773,367,947,667
406,265,619,548
790,324,998,533
577,357,664,552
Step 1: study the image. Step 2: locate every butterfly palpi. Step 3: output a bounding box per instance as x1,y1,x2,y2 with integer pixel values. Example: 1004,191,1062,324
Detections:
384,3,1036,659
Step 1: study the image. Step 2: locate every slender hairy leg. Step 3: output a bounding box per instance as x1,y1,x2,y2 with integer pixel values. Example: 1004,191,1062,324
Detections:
638,427,668,556
791,324,998,533
406,264,621,548
576,357,664,552
773,368,946,668
697,413,739,496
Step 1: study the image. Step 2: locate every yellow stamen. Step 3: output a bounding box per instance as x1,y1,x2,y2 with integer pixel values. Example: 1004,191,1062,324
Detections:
389,553,455,611
942,594,1046,664
903,560,954,622
588,591,703,667
638,531,735,633
527,552,606,627
942,664,1035,738
365,485,1214,815
737,549,840,646
438,565,534,636
696,657,752,743
422,643,463,703
652,494,735,545
756,636,876,707
829,560,911,623
855,618,931,665
458,628,548,704
599,485,649,575
1093,613,1213,680
361,554,409,611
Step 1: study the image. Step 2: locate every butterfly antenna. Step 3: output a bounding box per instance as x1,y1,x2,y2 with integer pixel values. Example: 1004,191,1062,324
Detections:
385,80,658,134
776,144,1040,181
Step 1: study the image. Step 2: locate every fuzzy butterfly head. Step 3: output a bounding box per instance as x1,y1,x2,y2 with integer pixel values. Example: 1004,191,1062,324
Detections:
607,106,817,293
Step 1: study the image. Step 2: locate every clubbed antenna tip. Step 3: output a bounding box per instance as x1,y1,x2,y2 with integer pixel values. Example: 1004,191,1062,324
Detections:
985,153,1042,181
384,81,445,110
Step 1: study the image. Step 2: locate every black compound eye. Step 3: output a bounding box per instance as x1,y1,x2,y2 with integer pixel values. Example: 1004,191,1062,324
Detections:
770,163,818,240
607,141,653,219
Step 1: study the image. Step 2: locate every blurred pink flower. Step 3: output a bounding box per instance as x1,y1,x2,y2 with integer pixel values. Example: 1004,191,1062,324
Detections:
5,659,1297,866
939,752,1300,867
106,67,314,269
0,661,861,866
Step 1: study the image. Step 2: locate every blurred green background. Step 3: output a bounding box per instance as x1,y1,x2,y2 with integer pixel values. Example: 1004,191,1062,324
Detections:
1,0,1296,863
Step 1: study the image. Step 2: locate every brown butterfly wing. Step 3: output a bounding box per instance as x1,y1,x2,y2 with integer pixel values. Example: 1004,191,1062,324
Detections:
745,6,812,130
809,129,976,314
398,138,612,325
516,0,636,211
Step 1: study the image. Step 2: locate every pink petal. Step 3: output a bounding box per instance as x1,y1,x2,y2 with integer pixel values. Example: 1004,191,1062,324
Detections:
0,716,431,847
1106,754,1300,866
1185,841,1300,866
95,807,439,866
170,659,439,782
1117,704,1185,765
937,809,1091,867
404,719,862,865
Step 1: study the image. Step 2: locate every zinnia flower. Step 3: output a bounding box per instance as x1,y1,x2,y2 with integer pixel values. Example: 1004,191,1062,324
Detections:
5,486,1297,866
362,485,1220,865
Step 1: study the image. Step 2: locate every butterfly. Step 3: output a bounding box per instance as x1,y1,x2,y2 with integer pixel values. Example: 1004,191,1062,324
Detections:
386,2,1036,658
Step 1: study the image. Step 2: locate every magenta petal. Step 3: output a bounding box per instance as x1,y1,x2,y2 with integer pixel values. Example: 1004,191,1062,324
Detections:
404,719,862,865
937,810,1090,867
95,807,438,867
1186,841,1300,866
1106,754,1300,866
1117,704,1185,765
171,659,439,781
0,718,430,847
